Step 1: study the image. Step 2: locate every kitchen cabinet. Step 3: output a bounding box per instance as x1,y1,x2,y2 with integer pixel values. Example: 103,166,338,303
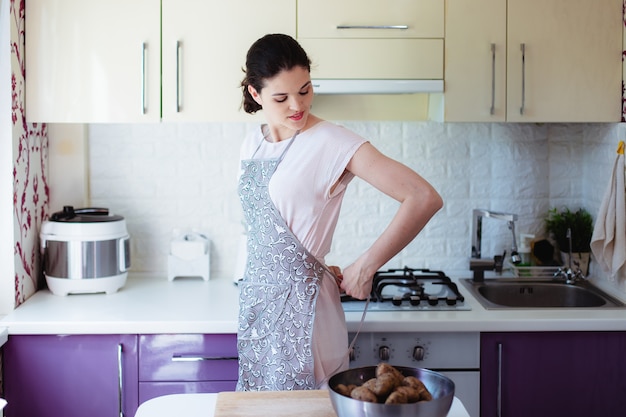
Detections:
480,331,626,417
25,0,295,123
445,0,623,122
138,334,238,403
25,0,160,123
160,0,294,122
2,334,139,417
297,0,443,81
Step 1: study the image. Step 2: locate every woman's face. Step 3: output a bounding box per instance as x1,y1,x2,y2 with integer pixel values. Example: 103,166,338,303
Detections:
248,65,314,142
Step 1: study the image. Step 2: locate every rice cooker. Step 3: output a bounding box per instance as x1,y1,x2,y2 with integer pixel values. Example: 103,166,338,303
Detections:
40,206,131,296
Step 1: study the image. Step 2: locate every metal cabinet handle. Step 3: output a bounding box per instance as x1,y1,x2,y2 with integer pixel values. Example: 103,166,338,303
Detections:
117,343,124,417
171,354,238,362
490,43,496,115
176,40,182,113
520,43,526,115
141,42,147,115
336,25,409,30
497,342,503,417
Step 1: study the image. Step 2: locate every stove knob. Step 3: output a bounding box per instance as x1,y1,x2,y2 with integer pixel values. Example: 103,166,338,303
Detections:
378,345,391,361
348,347,356,362
409,296,421,306
412,345,425,361
392,297,402,306
446,297,457,306
428,296,439,306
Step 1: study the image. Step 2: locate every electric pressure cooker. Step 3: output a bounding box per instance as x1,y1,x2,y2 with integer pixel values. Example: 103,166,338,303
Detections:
40,206,131,296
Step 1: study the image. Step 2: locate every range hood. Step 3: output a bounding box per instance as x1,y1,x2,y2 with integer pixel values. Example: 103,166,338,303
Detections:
311,79,444,95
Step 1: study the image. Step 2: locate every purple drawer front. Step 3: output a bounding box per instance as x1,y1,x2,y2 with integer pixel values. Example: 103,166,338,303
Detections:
139,381,237,404
139,334,238,382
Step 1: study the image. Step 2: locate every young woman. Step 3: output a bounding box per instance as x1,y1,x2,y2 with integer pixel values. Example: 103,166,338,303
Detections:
236,33,443,391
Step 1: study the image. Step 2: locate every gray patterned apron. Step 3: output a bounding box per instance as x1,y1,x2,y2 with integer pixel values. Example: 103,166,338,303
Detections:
236,131,325,391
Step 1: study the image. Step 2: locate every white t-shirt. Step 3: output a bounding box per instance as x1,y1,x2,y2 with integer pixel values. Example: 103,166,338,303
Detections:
239,120,367,385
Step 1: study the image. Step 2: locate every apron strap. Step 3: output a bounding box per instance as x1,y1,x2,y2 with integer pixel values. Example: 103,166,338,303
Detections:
250,128,300,160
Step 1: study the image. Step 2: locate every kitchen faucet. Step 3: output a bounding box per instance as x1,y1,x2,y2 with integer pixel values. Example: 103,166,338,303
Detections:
553,228,586,284
470,209,521,281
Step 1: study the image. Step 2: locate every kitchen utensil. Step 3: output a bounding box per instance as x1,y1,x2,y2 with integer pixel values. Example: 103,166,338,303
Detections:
328,366,454,417
40,206,130,296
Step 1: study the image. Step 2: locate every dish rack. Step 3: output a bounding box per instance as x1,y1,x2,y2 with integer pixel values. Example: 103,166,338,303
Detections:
507,262,562,278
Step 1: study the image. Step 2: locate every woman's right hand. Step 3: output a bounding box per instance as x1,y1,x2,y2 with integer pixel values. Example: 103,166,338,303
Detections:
339,261,376,300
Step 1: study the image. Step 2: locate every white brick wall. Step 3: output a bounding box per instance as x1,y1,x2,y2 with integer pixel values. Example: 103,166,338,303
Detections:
88,122,626,293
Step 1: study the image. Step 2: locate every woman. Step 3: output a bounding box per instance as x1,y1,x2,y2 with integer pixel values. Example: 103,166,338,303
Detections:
236,34,443,391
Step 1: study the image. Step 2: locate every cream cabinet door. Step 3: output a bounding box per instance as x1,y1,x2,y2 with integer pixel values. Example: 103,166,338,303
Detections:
299,39,443,80
444,0,506,122
506,0,622,122
25,0,161,123
161,0,296,122
298,0,443,39
298,0,443,82
445,0,622,123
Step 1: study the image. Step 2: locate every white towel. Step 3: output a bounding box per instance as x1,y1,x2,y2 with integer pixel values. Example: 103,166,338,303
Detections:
590,141,626,279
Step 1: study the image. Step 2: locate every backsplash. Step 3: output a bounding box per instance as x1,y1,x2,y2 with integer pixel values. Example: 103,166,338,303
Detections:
88,122,626,293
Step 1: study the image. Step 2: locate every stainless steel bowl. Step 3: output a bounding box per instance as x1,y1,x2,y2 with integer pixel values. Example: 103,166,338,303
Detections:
328,366,454,417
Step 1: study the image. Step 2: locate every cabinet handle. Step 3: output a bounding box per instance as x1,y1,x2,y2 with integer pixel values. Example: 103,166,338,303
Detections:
520,43,526,115
117,343,124,417
141,42,148,115
171,354,239,362
176,40,182,113
336,25,409,30
497,342,503,417
490,43,496,115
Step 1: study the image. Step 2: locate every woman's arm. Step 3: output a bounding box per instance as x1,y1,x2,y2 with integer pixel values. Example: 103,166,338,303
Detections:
339,142,443,299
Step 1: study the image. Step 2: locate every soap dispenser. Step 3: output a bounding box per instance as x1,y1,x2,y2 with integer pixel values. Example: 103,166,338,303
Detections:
518,233,535,266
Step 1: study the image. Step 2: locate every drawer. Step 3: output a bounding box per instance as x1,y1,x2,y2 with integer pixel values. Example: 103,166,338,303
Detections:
300,38,443,79
139,334,238,382
298,0,443,39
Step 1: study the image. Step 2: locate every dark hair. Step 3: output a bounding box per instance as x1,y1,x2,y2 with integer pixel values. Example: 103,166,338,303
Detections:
241,34,311,114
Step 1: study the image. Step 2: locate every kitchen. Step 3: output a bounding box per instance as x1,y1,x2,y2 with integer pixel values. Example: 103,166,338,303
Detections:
2,0,626,417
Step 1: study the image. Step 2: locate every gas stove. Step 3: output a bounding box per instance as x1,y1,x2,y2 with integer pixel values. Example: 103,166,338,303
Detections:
341,267,470,311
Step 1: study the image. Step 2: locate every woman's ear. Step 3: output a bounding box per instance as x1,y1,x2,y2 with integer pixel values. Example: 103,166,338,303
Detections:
248,85,262,105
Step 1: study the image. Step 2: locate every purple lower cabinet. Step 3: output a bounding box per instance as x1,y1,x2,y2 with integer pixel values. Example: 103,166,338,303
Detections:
480,331,626,417
138,334,238,406
3,334,139,417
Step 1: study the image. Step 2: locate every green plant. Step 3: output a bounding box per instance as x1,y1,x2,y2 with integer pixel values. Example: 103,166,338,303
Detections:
545,207,593,253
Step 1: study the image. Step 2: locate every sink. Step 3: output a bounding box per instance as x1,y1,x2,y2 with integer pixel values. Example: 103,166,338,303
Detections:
460,278,626,309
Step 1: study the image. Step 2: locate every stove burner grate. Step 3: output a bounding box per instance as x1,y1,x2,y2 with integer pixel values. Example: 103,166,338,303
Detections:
340,266,470,311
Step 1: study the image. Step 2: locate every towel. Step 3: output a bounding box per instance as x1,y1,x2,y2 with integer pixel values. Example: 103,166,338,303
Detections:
590,141,626,279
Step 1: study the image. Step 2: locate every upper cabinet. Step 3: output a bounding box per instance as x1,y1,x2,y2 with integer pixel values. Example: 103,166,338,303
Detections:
297,0,444,81
26,0,161,122
161,0,294,122
25,0,295,123
445,0,623,122
26,0,623,123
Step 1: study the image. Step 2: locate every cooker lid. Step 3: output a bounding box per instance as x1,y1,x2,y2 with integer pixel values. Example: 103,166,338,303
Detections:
50,206,124,223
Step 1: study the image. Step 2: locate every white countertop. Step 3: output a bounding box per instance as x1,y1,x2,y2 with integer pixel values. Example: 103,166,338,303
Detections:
0,326,7,347
134,393,470,417
1,273,626,335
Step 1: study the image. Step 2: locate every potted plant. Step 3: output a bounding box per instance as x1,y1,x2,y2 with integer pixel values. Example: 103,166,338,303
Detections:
544,207,593,275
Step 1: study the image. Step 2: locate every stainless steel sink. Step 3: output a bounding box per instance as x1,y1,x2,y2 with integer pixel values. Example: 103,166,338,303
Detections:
460,278,626,309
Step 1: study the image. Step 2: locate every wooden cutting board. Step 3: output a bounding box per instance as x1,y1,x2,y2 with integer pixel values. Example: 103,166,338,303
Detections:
214,390,338,417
